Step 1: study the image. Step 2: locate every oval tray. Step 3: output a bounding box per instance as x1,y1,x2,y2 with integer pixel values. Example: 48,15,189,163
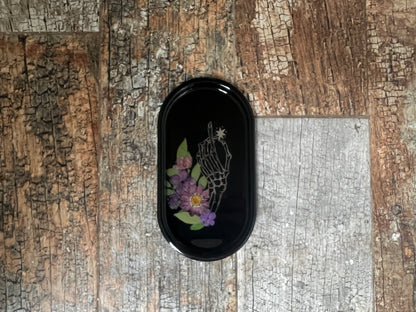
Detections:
158,78,256,261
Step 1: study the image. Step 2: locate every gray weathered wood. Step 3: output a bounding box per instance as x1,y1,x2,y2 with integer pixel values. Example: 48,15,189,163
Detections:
0,0,99,32
98,1,238,311
237,118,372,312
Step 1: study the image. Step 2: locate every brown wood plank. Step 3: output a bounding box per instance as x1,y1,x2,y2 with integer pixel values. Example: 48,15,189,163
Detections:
0,34,99,311
98,0,238,311
368,0,416,311
235,0,367,116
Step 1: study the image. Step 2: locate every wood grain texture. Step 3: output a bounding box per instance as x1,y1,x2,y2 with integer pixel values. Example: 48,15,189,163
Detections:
0,0,99,32
1,0,415,310
0,34,99,311
98,0,237,311
368,0,416,311
238,118,372,311
235,0,367,116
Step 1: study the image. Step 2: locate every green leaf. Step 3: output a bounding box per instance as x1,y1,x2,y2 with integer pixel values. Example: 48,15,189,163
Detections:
167,168,179,177
198,176,208,188
165,181,172,188
166,188,175,195
190,222,204,231
176,139,189,159
191,163,201,181
174,210,201,224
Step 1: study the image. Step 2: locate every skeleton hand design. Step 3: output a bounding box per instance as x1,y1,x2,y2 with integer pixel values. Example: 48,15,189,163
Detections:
196,122,232,213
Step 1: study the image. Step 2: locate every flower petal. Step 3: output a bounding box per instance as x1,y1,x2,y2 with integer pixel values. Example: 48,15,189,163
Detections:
201,189,209,199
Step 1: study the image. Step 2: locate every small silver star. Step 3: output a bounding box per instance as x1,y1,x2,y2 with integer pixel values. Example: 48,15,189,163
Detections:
216,128,226,140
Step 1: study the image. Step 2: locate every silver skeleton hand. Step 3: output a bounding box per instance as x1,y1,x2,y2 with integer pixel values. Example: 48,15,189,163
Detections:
196,122,232,213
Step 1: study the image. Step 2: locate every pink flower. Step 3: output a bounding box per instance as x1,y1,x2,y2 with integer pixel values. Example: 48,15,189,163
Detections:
180,184,210,216
174,156,192,170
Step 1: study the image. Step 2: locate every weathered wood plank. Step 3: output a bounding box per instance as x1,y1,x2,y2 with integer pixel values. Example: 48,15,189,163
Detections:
367,0,416,311
98,0,237,311
237,118,372,311
0,0,99,32
0,34,99,311
235,0,367,116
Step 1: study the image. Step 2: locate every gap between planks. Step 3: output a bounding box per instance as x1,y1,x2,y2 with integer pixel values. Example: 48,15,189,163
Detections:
255,115,370,119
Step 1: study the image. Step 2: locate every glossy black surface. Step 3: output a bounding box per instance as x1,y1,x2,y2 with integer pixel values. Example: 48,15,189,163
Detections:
158,78,256,261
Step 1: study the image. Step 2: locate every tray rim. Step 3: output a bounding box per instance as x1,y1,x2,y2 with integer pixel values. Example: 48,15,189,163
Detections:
157,77,256,261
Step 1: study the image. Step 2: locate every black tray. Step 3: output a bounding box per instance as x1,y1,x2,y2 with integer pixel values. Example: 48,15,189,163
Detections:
157,78,256,261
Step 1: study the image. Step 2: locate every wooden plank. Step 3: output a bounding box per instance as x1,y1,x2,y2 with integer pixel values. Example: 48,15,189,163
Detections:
0,0,99,32
235,0,367,116
237,118,372,311
368,0,416,311
98,0,238,311
0,34,99,311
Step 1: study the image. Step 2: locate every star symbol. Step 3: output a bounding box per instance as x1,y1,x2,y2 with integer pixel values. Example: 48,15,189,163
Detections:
216,127,226,140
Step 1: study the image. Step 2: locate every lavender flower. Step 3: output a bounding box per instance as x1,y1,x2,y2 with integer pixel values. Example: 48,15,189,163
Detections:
169,170,189,186
199,212,216,226
168,192,180,209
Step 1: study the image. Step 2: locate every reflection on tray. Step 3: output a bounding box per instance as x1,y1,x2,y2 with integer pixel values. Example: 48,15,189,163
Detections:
191,239,223,249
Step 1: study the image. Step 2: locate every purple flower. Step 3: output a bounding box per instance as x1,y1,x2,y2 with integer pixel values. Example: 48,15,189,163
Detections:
180,184,210,216
174,156,193,170
170,170,197,196
168,192,180,209
200,212,216,226
170,170,189,186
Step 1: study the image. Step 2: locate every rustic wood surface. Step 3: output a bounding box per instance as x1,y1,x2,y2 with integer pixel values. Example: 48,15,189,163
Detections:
235,0,367,116
0,0,415,311
368,0,416,311
238,118,372,311
0,34,99,311
98,1,238,310
0,0,100,32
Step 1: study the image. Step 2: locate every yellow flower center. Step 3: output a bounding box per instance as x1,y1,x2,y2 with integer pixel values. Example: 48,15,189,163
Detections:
190,194,202,207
